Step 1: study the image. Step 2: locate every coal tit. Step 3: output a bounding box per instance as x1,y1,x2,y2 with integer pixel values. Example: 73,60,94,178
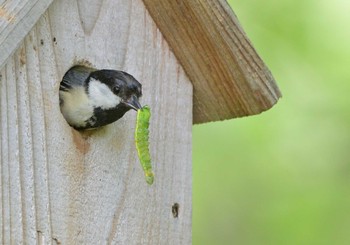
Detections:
59,66,142,130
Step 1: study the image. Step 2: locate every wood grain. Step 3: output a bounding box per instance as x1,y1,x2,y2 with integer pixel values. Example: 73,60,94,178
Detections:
142,0,281,123
1,0,281,124
0,0,192,244
0,0,54,70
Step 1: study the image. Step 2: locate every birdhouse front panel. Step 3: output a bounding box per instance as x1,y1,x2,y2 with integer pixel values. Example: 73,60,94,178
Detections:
0,0,192,244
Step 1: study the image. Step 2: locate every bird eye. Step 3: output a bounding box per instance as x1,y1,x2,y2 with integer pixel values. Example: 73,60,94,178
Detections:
113,86,121,94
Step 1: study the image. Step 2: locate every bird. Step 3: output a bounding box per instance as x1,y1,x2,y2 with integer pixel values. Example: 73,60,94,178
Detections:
59,65,142,130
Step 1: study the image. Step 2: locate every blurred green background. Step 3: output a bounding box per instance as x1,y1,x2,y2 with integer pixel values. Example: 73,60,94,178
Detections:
193,1,350,244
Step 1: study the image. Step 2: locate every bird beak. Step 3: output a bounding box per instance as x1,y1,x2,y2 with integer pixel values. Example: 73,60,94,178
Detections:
123,95,142,111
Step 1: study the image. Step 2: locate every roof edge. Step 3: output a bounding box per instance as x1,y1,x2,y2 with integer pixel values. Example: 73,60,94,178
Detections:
142,0,281,123
0,0,54,70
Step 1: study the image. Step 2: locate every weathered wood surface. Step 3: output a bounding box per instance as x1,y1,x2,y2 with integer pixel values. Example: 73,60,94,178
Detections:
1,0,281,125
0,0,54,70
0,0,192,244
142,0,281,123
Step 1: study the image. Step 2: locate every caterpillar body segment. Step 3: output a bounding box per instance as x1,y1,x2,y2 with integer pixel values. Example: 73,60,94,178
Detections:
135,106,154,185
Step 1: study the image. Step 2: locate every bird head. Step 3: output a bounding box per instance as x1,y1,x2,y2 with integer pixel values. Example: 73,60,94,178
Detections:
59,66,144,130
87,69,143,112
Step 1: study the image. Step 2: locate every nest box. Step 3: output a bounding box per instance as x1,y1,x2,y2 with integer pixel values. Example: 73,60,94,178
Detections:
0,0,280,244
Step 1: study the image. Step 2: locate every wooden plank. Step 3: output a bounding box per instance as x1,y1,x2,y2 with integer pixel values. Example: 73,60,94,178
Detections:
0,0,192,243
142,0,281,123
0,0,54,70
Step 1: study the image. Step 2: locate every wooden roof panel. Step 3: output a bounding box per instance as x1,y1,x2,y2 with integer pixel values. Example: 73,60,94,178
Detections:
142,0,281,123
0,0,54,70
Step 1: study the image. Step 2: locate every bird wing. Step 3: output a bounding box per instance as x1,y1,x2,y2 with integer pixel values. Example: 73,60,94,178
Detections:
60,65,97,91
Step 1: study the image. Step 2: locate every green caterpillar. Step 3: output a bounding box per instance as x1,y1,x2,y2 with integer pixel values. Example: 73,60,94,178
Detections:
135,106,154,185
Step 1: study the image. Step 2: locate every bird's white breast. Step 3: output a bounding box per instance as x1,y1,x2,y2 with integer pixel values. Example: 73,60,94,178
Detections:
59,86,94,128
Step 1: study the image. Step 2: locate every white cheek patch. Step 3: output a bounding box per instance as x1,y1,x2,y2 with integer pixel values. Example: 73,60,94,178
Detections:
88,78,121,109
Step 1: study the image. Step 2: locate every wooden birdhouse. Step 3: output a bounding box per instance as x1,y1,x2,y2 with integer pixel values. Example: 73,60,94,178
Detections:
0,0,281,244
